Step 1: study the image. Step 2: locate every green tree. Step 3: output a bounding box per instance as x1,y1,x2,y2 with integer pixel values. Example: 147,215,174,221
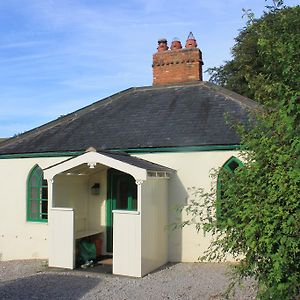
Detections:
185,2,300,299
207,4,300,108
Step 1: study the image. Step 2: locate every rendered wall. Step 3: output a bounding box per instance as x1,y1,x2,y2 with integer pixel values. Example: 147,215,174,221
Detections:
54,175,89,232
0,157,69,261
134,151,242,263
0,150,241,264
141,178,168,276
88,170,107,236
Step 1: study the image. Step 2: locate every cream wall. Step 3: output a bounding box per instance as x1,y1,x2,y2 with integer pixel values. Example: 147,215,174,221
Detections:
53,171,107,232
134,151,242,262
88,170,107,232
0,150,241,264
54,175,89,232
0,157,70,261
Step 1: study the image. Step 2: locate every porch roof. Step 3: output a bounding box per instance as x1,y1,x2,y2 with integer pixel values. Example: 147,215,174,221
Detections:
43,150,174,181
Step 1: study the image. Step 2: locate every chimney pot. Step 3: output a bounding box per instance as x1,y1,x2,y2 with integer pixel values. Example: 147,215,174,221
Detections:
185,31,197,48
153,33,203,85
171,37,182,50
157,38,168,52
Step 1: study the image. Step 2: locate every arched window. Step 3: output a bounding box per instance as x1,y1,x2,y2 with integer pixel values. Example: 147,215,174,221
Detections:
216,156,244,219
27,165,48,222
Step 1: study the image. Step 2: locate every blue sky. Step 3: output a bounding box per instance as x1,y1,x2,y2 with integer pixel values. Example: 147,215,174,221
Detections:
0,0,298,137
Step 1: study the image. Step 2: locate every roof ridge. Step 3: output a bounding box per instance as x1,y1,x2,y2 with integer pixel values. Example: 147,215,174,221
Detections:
202,81,259,109
134,81,206,92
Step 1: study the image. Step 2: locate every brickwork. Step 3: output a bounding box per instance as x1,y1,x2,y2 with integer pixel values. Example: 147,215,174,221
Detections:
152,34,203,86
153,48,203,85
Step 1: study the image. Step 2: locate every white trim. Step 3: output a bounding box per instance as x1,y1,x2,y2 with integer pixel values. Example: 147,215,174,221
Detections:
51,207,74,211
147,171,170,179
112,210,140,215
44,152,147,181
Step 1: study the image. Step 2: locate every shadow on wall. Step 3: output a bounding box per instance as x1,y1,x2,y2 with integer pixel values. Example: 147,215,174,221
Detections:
167,173,188,262
0,273,100,300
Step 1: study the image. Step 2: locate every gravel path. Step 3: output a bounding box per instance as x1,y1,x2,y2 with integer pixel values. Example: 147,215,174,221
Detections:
0,260,257,300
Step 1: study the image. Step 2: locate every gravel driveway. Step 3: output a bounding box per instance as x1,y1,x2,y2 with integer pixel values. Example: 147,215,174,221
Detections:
0,260,257,300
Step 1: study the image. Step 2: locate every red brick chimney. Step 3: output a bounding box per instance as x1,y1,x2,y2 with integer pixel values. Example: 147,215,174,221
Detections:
152,32,203,86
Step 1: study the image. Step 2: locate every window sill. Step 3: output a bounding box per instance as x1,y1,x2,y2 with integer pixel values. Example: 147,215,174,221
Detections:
112,210,140,215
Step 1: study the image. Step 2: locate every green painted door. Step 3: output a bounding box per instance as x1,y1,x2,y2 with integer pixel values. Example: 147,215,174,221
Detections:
106,169,137,252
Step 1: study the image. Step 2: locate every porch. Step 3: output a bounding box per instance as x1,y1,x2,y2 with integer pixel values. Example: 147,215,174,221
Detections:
43,149,173,277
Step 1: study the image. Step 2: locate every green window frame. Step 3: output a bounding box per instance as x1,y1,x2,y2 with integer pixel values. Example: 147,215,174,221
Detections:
216,156,244,219
26,165,48,222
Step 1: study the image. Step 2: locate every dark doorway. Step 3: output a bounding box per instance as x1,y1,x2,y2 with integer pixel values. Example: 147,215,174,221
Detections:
106,169,137,252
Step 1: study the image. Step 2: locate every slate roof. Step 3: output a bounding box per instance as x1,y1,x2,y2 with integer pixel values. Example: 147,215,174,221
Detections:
44,150,175,173
100,151,175,172
0,81,258,155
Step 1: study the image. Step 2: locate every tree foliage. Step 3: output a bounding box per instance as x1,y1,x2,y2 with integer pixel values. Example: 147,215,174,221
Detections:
185,3,300,299
207,4,300,107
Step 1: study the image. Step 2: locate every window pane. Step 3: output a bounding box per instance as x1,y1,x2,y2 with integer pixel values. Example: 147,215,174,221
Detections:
132,198,137,210
132,184,137,210
30,187,39,200
41,186,48,200
228,160,239,172
41,200,48,215
30,200,39,215
31,174,38,186
27,166,48,222
117,180,129,209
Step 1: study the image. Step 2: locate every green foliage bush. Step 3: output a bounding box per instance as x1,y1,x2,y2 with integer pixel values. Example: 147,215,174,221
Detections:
184,2,300,299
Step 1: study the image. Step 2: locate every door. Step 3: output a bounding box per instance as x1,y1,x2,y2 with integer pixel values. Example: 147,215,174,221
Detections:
106,169,137,252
